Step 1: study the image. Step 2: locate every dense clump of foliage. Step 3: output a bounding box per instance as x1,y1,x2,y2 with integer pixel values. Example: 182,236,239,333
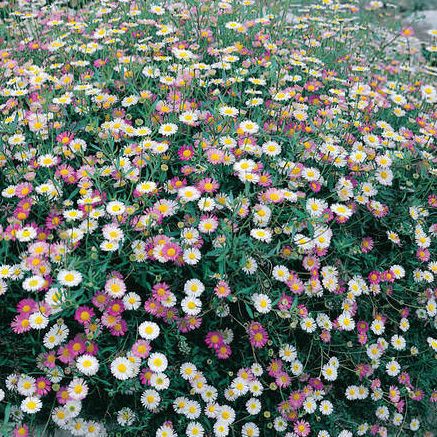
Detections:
0,0,436,436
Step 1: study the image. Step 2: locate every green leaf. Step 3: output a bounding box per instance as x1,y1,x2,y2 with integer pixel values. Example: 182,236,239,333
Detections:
3,403,10,425
245,303,254,319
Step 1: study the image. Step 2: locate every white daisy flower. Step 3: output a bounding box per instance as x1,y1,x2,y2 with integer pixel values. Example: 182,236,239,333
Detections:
158,123,178,136
141,389,161,410
111,357,134,380
106,200,126,216
148,352,168,372
57,270,82,287
252,293,272,314
21,396,42,414
250,228,272,243
76,354,99,376
138,321,160,340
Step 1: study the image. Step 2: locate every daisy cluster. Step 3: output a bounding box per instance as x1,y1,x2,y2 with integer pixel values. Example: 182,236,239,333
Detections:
0,0,436,436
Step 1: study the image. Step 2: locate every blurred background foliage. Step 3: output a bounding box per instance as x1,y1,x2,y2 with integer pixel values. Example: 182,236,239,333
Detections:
398,0,437,11
1,0,437,12
0,0,436,14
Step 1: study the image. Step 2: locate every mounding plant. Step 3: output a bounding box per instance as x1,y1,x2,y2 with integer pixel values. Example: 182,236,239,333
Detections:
0,0,436,436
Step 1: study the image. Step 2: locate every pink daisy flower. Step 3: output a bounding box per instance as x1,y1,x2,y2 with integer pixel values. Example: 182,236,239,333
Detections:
294,420,311,436
161,242,182,261
177,145,195,161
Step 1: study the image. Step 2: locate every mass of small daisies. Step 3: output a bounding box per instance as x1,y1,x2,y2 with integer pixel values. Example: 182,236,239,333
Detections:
0,0,436,435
